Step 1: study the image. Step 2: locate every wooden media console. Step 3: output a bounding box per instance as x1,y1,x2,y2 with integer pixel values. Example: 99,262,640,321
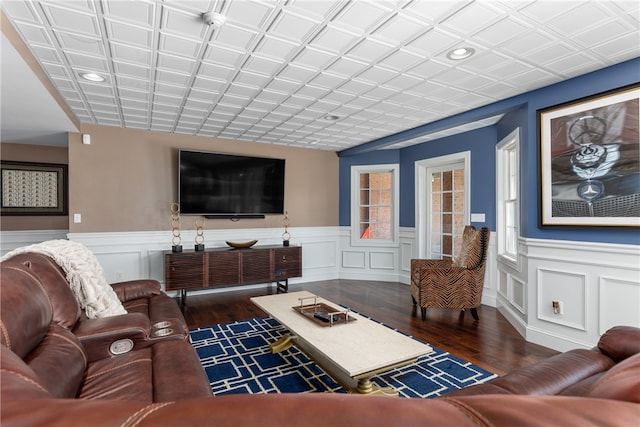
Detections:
164,245,301,304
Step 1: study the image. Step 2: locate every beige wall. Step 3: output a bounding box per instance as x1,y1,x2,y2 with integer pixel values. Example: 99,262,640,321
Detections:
0,142,69,231
69,125,339,233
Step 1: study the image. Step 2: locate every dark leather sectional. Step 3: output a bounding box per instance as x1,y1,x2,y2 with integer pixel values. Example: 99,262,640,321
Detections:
2,251,638,426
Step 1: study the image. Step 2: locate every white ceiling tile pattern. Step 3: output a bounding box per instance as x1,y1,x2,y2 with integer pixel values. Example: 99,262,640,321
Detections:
1,0,638,151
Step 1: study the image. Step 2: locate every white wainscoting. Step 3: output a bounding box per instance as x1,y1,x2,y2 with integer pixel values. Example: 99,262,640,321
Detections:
497,237,640,352
64,227,342,291
0,230,68,257
336,227,498,308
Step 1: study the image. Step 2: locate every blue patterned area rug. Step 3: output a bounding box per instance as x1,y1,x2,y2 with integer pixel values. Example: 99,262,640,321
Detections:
190,316,497,398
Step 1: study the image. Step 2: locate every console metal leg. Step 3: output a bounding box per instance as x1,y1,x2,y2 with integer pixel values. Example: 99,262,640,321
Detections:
276,278,289,293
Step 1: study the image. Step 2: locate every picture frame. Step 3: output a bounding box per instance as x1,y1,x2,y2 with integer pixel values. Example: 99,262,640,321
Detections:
0,161,68,216
538,83,639,227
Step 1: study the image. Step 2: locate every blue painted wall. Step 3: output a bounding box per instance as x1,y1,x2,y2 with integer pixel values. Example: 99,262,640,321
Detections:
339,58,640,245
399,126,497,229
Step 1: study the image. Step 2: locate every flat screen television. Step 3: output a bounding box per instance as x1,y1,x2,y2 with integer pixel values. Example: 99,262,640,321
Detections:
178,150,285,218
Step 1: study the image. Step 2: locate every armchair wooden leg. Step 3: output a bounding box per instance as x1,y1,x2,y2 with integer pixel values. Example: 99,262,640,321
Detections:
411,295,417,305
470,307,479,321
420,307,426,320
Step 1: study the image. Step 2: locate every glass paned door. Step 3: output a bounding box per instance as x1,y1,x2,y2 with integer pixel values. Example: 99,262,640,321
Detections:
429,166,465,260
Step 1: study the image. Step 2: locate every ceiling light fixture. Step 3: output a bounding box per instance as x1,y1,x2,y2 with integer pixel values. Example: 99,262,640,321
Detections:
202,11,226,27
80,72,105,82
323,114,340,121
447,47,475,60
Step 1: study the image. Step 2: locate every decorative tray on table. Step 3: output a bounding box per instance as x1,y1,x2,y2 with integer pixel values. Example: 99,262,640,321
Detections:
293,295,356,327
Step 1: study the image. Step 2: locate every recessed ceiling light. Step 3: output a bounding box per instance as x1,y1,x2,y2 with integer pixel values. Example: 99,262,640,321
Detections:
80,72,105,82
323,114,340,121
447,47,475,60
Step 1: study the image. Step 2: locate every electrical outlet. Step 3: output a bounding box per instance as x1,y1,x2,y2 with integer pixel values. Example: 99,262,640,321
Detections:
552,300,563,315
73,213,82,223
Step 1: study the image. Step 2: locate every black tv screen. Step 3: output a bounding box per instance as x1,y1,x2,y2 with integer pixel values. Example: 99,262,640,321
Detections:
178,150,285,217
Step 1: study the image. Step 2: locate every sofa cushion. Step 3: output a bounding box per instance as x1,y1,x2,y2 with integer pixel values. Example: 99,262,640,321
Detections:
587,352,640,403
0,345,51,400
444,395,640,427
24,324,87,398
151,340,213,401
2,240,127,318
80,348,154,401
8,253,81,329
557,372,605,397
0,264,52,357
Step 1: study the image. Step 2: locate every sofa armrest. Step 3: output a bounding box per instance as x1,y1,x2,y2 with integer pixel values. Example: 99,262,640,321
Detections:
448,349,615,397
598,326,640,362
73,313,152,361
111,280,162,302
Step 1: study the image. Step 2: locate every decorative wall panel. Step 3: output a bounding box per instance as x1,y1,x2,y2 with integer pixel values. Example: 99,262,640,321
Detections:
342,250,366,269
537,268,587,331
599,277,640,334
369,251,395,270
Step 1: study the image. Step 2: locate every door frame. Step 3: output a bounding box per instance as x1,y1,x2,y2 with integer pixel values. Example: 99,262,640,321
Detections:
415,151,471,258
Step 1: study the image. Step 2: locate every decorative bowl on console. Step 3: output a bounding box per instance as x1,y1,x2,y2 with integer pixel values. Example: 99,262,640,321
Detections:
226,240,258,248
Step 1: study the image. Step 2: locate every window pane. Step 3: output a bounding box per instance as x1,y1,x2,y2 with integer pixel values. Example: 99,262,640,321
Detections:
443,213,452,234
442,234,452,257
442,171,452,191
431,172,441,191
453,234,463,257
358,170,393,241
508,150,517,199
497,137,519,261
432,192,441,212
360,173,369,188
432,213,441,235
453,213,464,236
453,169,464,190
506,227,516,255
505,201,515,228
453,191,464,212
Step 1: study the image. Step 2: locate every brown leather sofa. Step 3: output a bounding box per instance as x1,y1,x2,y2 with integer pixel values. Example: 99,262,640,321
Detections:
446,325,640,401
2,253,639,426
1,254,212,404
6,252,190,344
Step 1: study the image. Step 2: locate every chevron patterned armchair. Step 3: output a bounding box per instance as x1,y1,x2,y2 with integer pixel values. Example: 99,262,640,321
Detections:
411,226,490,321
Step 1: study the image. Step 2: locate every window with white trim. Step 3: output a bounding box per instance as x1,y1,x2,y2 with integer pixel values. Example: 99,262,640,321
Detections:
351,164,399,246
496,129,520,263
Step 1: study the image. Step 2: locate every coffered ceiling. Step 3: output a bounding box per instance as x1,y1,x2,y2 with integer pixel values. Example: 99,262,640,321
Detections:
1,0,638,151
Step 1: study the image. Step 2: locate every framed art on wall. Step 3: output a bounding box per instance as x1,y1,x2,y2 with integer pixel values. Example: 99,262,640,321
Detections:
538,83,639,227
0,161,68,215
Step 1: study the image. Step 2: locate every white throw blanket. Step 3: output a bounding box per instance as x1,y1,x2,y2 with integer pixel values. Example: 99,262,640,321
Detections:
1,240,127,318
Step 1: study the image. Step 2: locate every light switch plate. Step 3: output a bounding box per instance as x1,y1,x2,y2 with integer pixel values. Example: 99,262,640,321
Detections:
471,213,485,222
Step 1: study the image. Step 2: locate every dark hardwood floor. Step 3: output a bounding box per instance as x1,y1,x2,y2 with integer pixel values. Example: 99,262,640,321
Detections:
181,279,559,376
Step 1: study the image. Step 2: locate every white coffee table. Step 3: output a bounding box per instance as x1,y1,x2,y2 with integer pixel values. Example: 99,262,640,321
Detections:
251,291,432,395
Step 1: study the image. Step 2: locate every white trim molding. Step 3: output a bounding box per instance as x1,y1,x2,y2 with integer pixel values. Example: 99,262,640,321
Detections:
0,229,68,256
